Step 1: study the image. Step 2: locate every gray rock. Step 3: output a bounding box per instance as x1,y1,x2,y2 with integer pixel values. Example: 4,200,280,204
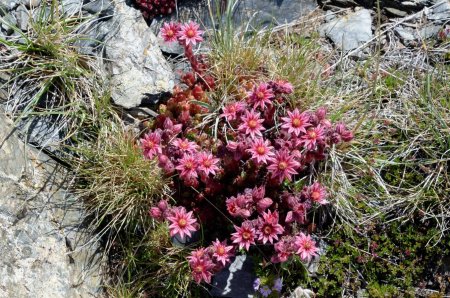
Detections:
18,115,66,153
82,0,113,16
19,0,40,8
210,255,256,298
0,2,9,16
428,0,450,20
395,26,416,42
321,0,445,16
232,0,318,30
59,0,82,16
103,1,174,109
32,6,51,22
1,0,18,11
320,8,373,51
418,23,442,38
151,0,318,37
14,4,29,31
0,112,103,298
157,35,184,56
1,12,17,35
384,6,409,16
433,0,450,13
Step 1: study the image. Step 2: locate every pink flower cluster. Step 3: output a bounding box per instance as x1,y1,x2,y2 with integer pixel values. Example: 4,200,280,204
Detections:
134,0,176,19
160,21,206,75
144,27,354,286
187,239,235,283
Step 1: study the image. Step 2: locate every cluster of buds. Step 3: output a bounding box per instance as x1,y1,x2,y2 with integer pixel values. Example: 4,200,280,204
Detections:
134,0,176,19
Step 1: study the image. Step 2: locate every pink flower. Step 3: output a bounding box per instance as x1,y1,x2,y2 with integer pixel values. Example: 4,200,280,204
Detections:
247,83,274,110
294,233,319,262
300,126,325,150
238,110,265,139
149,207,162,220
167,207,198,239
271,236,295,263
247,138,275,164
335,123,354,142
175,154,198,180
267,149,301,183
187,248,208,265
189,254,215,284
269,80,294,94
221,102,246,121
197,151,220,176
163,117,182,136
257,210,284,244
226,195,252,218
285,202,309,224
306,182,328,205
231,221,256,251
160,22,179,43
256,197,273,213
211,239,234,266
172,138,199,153
177,21,204,46
141,131,162,159
281,109,311,136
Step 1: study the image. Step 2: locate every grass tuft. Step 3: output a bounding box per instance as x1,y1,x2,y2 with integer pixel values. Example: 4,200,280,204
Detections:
76,122,167,236
0,0,105,147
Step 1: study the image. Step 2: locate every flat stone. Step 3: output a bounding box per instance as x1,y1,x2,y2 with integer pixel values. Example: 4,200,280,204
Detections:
103,0,174,109
19,0,40,8
432,0,450,13
82,0,113,16
0,2,9,16
210,255,256,298
14,4,29,31
59,0,82,16
0,113,30,181
320,8,373,51
395,26,416,42
1,12,17,35
384,6,409,16
418,24,441,39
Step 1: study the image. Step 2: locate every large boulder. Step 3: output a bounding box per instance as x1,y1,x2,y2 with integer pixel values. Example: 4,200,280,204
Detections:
103,1,174,109
0,113,103,298
320,8,373,51
319,0,445,17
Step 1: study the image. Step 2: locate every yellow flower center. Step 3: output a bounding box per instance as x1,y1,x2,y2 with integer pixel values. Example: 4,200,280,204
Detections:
292,118,302,127
178,218,187,228
278,161,288,170
309,131,316,139
242,231,251,240
257,91,265,99
264,226,272,235
256,146,266,155
303,241,312,250
248,120,258,129
217,247,225,255
186,29,195,38
311,191,320,200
